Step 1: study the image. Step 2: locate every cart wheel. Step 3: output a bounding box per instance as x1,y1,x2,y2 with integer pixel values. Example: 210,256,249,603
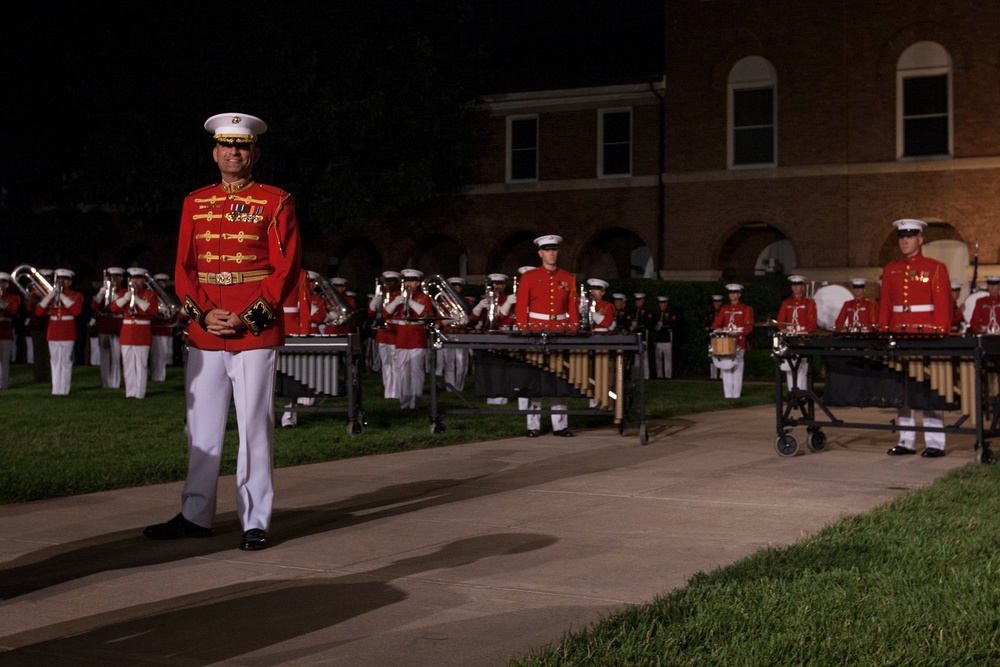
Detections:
806,429,827,453
432,420,447,434
639,423,648,446
775,433,799,457
348,419,363,435
978,446,996,465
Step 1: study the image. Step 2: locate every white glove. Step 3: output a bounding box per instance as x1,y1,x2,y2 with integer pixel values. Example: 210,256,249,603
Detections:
408,300,426,316
93,292,105,305
39,290,56,308
368,296,381,311
385,295,405,314
507,294,516,305
592,311,606,326
60,293,74,308
0,298,7,309
115,294,130,308
498,300,514,316
134,296,150,311
472,299,487,316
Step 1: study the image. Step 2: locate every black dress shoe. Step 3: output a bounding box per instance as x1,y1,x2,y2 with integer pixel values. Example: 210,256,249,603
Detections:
553,428,574,437
143,513,214,540
526,429,540,438
886,445,917,456
240,528,269,551
921,448,945,458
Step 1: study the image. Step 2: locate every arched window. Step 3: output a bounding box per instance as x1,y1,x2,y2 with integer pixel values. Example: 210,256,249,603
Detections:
897,41,952,159
728,56,777,168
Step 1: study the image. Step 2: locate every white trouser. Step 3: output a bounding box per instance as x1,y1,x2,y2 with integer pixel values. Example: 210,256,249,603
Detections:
0,339,10,388
525,397,568,431
150,334,171,381
655,342,673,379
181,347,277,531
721,352,745,399
378,343,396,398
436,347,468,392
49,340,74,395
89,337,101,366
395,346,426,409
784,359,809,392
896,409,946,451
99,333,122,388
121,344,150,399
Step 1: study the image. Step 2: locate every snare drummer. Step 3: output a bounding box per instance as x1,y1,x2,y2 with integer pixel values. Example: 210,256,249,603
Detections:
706,294,724,380
835,278,878,332
711,284,754,398
969,275,1000,334
777,275,817,392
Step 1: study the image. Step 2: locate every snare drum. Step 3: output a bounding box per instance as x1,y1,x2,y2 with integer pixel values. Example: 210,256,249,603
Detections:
709,332,738,370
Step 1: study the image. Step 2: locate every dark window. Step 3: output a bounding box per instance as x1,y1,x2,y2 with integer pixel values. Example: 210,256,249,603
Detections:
903,74,948,156
510,117,537,181
733,87,774,165
602,110,631,176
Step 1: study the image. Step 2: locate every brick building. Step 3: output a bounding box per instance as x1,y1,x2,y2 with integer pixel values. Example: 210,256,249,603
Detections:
321,0,1000,296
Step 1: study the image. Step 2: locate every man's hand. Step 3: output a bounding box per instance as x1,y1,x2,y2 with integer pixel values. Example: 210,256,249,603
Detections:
205,309,247,337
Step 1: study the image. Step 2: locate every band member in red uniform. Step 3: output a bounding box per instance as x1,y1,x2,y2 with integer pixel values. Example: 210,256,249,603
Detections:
369,270,401,398
0,272,21,389
35,268,83,395
110,268,159,399
777,275,817,391
711,283,753,399
586,278,616,332
149,272,176,382
879,218,951,458
385,268,434,409
435,276,474,393
144,112,302,551
969,275,1000,334
322,277,356,334
835,278,879,332
91,266,126,388
515,234,580,437
474,273,515,405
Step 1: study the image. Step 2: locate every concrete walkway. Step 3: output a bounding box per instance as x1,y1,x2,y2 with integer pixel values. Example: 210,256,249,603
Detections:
0,405,976,666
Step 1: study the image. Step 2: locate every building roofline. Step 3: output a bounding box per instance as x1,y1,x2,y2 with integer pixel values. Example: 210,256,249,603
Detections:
480,78,666,111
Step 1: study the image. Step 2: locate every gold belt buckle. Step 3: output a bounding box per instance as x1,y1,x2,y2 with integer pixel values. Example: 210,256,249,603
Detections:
902,305,910,312
217,272,234,285
549,314,556,320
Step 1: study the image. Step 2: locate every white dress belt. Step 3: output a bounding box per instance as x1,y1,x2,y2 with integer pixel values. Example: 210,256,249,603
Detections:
528,311,568,320
892,304,934,313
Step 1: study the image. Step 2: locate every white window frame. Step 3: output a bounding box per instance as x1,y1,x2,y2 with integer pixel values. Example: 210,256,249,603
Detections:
727,56,777,169
896,41,953,160
598,107,632,178
506,114,539,183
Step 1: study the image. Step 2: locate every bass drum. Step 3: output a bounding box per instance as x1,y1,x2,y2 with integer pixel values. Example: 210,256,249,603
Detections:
812,284,854,331
963,290,988,325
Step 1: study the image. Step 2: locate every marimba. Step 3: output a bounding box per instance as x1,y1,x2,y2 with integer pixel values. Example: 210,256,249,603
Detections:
771,332,1000,462
427,329,648,444
276,334,364,434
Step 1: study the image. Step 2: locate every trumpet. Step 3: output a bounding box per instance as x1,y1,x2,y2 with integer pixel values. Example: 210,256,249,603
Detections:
99,271,115,313
484,283,498,331
421,274,471,326
578,283,595,332
11,265,55,303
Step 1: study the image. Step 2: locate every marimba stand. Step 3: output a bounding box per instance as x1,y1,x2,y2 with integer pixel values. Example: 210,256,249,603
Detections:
427,329,648,444
276,334,365,434
772,332,1000,463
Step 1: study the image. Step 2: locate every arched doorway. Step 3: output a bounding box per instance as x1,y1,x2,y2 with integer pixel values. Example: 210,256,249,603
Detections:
409,234,467,279
578,228,651,279
718,223,790,279
331,237,382,287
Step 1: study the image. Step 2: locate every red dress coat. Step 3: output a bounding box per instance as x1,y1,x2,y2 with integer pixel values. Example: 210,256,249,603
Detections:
878,252,951,333
514,267,580,331
110,288,159,346
36,289,83,341
712,302,754,350
175,180,302,350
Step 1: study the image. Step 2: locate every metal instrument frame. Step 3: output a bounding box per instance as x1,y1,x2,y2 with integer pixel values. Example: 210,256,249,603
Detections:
275,333,365,434
771,332,1000,462
427,329,648,444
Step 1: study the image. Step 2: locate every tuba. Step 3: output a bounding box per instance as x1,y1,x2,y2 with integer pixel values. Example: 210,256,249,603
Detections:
421,274,472,326
310,272,355,327
142,271,182,319
11,265,55,303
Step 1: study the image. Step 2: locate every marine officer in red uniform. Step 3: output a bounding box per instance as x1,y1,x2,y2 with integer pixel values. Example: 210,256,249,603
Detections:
110,267,159,399
144,112,302,550
515,234,579,437
879,218,951,458
711,283,754,399
835,278,879,332
777,275,817,391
